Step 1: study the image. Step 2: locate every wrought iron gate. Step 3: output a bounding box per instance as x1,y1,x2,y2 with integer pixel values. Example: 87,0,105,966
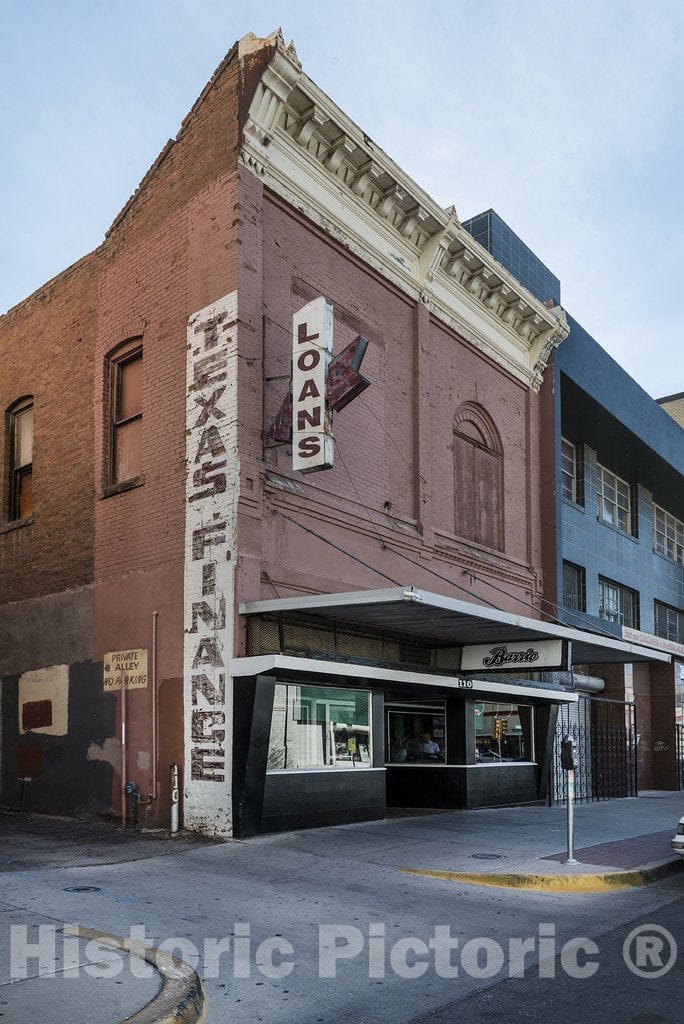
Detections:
551,696,637,804
677,724,684,791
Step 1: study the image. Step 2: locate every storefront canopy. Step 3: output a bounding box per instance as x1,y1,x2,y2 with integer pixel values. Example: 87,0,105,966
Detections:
239,586,670,666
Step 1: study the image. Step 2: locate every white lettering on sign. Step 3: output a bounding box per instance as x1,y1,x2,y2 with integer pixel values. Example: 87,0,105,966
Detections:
622,627,684,659
460,639,564,673
103,649,148,691
183,291,238,838
292,298,334,472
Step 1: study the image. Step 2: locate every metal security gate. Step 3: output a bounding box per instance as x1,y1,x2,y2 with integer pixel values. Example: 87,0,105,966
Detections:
552,696,637,804
677,724,684,791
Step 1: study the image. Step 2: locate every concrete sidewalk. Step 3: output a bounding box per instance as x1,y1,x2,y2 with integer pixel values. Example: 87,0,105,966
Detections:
245,790,684,891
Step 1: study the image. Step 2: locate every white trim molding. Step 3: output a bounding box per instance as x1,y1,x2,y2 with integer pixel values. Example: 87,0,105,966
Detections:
239,31,569,390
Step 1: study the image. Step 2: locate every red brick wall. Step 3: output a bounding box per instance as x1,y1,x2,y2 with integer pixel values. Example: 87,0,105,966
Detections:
0,252,101,604
235,180,544,625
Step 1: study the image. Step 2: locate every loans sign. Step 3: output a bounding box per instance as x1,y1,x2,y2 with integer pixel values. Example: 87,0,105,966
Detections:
460,639,565,672
292,298,334,472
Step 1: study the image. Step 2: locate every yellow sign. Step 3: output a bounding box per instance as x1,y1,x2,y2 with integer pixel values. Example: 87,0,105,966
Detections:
103,649,148,691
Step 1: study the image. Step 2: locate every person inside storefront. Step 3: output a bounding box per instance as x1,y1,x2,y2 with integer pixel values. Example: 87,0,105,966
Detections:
417,731,441,759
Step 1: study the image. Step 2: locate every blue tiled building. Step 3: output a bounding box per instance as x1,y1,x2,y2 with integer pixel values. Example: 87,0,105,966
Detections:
465,211,684,792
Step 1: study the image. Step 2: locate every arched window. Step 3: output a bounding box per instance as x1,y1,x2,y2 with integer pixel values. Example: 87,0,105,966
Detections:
453,402,503,551
8,397,34,521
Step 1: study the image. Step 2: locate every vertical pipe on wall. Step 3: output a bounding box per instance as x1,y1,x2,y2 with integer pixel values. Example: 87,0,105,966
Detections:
121,680,127,829
151,610,159,799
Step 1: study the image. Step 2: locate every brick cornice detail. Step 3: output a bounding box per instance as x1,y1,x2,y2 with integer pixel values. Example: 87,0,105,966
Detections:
240,34,568,390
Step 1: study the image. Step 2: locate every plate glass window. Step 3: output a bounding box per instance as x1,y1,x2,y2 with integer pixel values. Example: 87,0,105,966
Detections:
599,577,639,628
267,685,371,770
111,348,142,484
386,706,446,763
597,464,631,533
653,505,684,565
9,399,33,521
475,702,534,762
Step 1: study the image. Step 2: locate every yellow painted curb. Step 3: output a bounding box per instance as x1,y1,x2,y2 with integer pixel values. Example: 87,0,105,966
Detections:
63,925,207,1024
400,860,681,893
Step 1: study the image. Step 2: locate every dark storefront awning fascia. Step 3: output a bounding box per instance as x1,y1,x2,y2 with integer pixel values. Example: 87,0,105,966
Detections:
230,654,579,703
239,586,671,666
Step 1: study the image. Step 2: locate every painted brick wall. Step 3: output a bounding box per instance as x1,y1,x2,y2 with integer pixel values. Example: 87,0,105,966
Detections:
235,179,544,624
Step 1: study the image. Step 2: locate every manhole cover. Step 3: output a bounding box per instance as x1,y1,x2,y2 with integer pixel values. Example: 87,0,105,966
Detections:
63,886,101,892
468,853,504,861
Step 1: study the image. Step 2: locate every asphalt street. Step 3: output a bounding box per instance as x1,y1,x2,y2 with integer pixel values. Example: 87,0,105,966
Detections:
0,801,681,1023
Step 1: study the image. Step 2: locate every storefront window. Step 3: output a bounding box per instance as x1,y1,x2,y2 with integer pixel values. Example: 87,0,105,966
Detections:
386,706,446,763
267,684,371,770
475,702,534,762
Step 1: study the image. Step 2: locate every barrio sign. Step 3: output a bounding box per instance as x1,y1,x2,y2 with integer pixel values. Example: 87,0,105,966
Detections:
292,298,334,472
460,639,565,673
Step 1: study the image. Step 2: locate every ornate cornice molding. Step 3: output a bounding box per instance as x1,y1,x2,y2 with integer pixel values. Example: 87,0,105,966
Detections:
240,35,569,390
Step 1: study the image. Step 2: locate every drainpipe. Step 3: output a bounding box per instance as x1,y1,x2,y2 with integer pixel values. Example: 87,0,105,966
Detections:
151,610,159,801
170,763,180,833
121,677,127,829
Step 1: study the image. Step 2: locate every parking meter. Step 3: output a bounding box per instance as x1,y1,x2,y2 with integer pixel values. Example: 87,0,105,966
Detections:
561,734,578,771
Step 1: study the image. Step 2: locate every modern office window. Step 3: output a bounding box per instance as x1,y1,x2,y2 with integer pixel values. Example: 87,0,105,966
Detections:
599,577,639,628
453,403,503,551
597,463,632,533
653,505,684,566
267,684,371,770
560,438,583,504
475,702,535,762
654,602,684,644
8,397,33,521
562,562,586,612
108,342,143,485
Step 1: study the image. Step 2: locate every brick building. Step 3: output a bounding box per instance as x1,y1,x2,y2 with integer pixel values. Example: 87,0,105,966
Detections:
0,31,673,836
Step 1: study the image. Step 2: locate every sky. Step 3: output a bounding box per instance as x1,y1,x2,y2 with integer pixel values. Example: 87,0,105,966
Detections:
1,0,683,399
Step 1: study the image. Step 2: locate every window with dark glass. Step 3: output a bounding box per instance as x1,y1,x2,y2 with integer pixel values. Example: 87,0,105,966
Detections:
453,404,503,551
109,344,142,485
654,601,684,644
475,702,535,762
599,577,639,628
9,398,33,521
562,562,586,612
267,685,371,770
386,706,446,763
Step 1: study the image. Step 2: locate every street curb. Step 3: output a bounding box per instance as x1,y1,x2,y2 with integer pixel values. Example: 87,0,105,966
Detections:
400,856,683,893
63,925,207,1024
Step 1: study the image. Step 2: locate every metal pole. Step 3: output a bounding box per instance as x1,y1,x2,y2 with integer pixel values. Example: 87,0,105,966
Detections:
564,768,579,865
170,762,180,834
121,680,127,830
151,611,159,800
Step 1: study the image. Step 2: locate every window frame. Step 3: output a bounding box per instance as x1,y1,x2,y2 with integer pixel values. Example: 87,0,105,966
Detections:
104,339,144,493
654,601,684,644
562,561,586,613
452,403,504,552
560,438,583,505
653,504,684,566
597,463,632,534
7,396,34,523
598,576,640,629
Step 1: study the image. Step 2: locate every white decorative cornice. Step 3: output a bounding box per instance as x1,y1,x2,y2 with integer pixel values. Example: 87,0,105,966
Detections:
239,35,569,389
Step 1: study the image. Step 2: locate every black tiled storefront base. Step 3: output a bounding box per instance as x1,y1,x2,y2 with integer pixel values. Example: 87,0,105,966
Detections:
386,765,539,810
260,769,386,833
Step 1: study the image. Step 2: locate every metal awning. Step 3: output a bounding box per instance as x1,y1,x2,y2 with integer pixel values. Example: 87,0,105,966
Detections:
239,586,670,666
230,655,579,703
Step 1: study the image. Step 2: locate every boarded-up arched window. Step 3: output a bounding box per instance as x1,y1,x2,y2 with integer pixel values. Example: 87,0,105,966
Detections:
453,403,503,551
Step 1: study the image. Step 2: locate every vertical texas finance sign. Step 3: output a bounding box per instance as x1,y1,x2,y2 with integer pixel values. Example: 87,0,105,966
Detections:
184,291,238,838
292,297,334,471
